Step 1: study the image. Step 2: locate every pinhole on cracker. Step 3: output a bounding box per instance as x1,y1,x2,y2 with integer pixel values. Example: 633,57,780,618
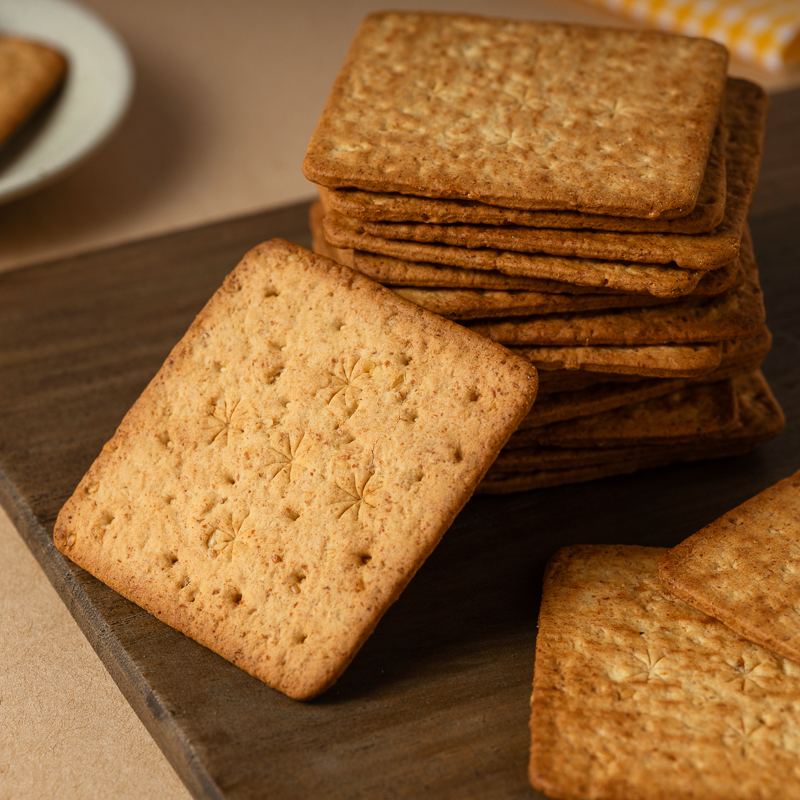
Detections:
54,240,537,700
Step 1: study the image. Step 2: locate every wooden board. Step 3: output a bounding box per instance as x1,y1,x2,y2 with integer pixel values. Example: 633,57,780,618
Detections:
0,88,798,799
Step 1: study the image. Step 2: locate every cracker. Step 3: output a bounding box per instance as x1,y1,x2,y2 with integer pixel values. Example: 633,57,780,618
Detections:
390,286,674,321
303,13,727,218
659,470,800,667
480,370,783,492
528,544,800,800
468,226,764,346
0,36,67,148
524,380,740,448
323,207,709,298
341,79,767,272
513,342,724,378
53,240,537,700
322,109,726,231
312,201,740,298
518,327,771,429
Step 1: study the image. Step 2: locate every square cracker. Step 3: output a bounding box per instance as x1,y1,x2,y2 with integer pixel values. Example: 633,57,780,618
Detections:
529,544,800,800
53,240,537,700
322,105,726,231
311,200,738,298
343,78,768,272
0,36,67,148
466,226,764,346
303,13,728,218
659,470,800,666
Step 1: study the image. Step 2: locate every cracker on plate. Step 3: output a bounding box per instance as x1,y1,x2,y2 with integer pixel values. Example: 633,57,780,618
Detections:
54,240,537,700
0,36,67,148
659,470,800,666
303,12,727,218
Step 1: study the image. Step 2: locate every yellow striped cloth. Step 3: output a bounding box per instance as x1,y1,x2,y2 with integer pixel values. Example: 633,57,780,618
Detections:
584,0,800,71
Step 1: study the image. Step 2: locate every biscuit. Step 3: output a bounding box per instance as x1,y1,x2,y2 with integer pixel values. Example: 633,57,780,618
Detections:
0,36,67,148
312,202,740,298
53,240,537,700
323,207,709,298
528,545,800,800
467,227,764,346
512,342,724,378
340,79,767,271
322,110,726,231
517,327,771,429
480,370,783,492
659,470,800,667
523,380,740,448
303,13,727,218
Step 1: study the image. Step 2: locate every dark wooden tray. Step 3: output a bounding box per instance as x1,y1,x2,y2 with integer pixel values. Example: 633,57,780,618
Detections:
1,89,798,800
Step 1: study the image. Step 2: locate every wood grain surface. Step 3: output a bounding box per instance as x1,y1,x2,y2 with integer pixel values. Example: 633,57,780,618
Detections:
0,89,798,800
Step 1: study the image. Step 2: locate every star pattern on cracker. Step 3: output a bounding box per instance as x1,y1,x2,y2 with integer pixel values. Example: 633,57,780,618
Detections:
206,509,250,561
265,431,306,484
725,654,778,693
205,397,244,445
628,649,671,682
332,469,378,521
326,357,378,417
722,716,769,758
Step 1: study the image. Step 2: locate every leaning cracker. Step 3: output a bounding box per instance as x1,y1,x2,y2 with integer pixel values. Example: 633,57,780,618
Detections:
53,240,537,700
303,13,727,218
0,36,67,148
659,470,800,666
346,79,767,272
528,545,800,800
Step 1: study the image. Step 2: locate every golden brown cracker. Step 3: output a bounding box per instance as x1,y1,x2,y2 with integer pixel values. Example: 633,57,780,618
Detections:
53,240,537,700
303,13,727,218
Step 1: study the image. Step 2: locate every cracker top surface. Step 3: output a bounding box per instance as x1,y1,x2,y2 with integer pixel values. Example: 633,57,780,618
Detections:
303,13,728,219
659,470,800,666
531,544,800,800
54,240,537,699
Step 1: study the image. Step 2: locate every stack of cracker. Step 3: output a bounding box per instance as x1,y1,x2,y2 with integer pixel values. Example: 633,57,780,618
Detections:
303,11,784,492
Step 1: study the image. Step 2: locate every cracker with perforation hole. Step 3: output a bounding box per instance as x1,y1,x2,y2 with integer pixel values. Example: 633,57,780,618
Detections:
303,13,728,218
333,78,767,272
0,36,67,148
528,544,800,800
53,240,537,700
322,106,726,230
659,470,800,666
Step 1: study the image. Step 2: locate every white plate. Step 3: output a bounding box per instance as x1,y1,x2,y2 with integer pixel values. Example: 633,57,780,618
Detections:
0,0,134,204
